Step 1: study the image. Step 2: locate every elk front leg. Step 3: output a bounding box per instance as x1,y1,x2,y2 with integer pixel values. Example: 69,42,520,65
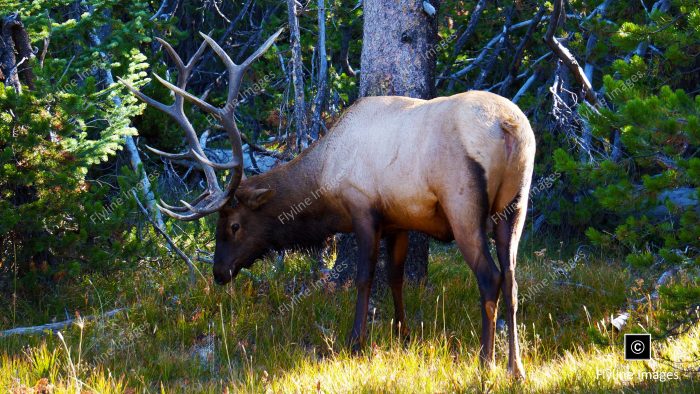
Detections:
348,215,381,352
386,231,409,341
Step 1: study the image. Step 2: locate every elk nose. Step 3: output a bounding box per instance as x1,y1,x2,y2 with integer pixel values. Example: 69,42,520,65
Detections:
212,266,230,285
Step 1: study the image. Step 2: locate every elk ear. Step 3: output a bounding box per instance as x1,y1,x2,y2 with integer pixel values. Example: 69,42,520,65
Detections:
237,188,275,210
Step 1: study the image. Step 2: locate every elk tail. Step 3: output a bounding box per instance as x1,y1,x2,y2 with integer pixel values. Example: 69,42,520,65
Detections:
500,115,521,161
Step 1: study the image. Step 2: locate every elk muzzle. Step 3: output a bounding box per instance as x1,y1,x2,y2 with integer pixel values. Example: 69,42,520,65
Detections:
212,261,239,285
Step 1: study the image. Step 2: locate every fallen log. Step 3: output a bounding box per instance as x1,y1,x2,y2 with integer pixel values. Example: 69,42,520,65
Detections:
0,308,125,337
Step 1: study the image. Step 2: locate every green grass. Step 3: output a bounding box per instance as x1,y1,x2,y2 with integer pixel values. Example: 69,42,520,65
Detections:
1,243,698,393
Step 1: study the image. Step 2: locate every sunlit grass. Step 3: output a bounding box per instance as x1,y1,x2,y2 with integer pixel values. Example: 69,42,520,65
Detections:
1,244,698,393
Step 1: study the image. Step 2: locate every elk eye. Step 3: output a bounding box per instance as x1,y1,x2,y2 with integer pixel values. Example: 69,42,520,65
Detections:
231,223,240,233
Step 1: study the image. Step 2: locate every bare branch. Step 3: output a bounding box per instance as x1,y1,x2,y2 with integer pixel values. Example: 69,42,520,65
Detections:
544,0,600,107
452,0,488,57
132,190,197,284
287,0,309,150
311,0,329,140
512,71,539,103
499,4,547,95
473,6,515,90
448,16,548,81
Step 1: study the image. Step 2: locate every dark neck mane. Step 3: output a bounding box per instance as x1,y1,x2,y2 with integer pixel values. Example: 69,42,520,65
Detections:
242,141,343,251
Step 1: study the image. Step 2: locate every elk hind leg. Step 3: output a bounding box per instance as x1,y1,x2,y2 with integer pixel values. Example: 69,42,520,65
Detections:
442,186,501,367
494,193,527,380
386,231,409,341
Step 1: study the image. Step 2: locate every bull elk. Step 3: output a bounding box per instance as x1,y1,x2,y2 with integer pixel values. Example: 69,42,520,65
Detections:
120,29,535,379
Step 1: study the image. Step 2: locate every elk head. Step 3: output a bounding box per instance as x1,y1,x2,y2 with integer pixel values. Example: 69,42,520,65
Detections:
211,187,276,283
119,29,283,284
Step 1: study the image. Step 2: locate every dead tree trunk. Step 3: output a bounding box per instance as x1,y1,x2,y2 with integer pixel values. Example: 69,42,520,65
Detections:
334,0,439,286
86,9,165,231
359,0,438,98
286,0,309,150
443,0,487,91
0,13,35,92
310,0,328,140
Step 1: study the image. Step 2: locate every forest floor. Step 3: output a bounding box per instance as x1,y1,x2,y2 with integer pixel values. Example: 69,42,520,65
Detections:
1,242,698,393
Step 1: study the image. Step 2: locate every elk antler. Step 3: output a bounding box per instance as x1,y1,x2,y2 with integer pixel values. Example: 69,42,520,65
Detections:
119,28,283,221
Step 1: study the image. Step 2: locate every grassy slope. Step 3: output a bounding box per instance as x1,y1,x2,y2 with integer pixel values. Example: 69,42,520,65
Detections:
1,244,698,393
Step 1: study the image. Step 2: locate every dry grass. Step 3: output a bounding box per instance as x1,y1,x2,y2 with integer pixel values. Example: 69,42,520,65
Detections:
1,244,698,393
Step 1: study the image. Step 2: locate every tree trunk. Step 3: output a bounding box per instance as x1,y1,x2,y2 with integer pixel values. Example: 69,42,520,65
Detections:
0,13,35,92
359,0,438,98
87,9,165,231
287,0,309,150
310,0,329,141
334,0,439,286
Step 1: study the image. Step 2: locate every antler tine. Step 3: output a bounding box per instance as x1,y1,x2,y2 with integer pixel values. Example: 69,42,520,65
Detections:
153,73,221,116
178,198,225,215
155,36,208,116
184,33,212,72
240,28,285,69
198,32,241,111
155,37,185,70
198,32,236,70
144,145,191,160
157,187,222,216
117,77,173,115
158,199,190,212
179,199,204,213
158,191,209,212
156,34,209,78
190,149,240,170
159,193,230,219
170,188,230,216
157,203,208,221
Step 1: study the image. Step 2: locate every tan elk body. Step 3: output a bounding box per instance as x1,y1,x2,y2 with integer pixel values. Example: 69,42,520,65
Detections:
123,30,535,380
315,92,534,235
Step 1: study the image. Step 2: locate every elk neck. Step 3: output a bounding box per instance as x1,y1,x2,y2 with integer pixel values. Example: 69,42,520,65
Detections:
239,139,349,250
